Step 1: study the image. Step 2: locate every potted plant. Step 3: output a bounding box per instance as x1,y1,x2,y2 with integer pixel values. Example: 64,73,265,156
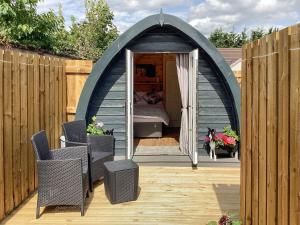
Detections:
86,116,115,158
207,214,242,225
204,125,239,160
87,116,114,136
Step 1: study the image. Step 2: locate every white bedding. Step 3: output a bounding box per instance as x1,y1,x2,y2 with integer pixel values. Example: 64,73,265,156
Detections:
133,104,170,125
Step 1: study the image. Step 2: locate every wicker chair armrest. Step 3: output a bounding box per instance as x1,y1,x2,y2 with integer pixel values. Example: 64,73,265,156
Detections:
52,146,89,169
87,135,115,155
37,159,83,188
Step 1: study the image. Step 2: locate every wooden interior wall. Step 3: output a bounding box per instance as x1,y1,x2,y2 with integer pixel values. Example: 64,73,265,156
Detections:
240,23,300,225
134,54,163,93
164,54,181,127
65,60,92,121
0,49,67,221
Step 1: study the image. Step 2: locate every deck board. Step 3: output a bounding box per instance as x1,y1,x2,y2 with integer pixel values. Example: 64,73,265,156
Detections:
2,167,240,225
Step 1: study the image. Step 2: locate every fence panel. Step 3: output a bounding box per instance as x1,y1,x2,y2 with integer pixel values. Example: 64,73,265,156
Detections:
278,27,290,225
20,53,29,201
0,49,67,221
3,50,14,214
65,60,92,121
289,24,300,225
258,36,267,225
12,51,21,207
245,42,252,225
241,23,300,225
0,50,5,219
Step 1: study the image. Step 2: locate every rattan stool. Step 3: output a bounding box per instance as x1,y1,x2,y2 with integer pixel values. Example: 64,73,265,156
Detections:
103,160,139,204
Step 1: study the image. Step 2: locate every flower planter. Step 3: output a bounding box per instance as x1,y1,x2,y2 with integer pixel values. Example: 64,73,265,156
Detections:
205,143,239,160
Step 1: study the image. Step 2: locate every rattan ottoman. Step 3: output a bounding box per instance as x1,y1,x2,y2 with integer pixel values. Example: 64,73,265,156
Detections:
103,160,139,204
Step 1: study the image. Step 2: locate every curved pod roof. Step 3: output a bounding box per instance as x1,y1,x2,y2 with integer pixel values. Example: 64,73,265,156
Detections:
75,13,241,129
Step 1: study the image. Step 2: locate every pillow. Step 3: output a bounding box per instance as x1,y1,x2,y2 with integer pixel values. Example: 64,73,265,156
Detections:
145,90,162,104
147,95,162,104
134,92,148,105
135,98,148,105
157,91,163,98
134,92,140,103
136,92,146,97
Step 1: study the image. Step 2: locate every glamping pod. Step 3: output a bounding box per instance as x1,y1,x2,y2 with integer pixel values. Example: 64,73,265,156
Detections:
76,13,240,165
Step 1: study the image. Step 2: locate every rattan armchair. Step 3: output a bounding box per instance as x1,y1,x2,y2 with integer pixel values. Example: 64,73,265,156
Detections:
31,131,89,218
62,120,115,185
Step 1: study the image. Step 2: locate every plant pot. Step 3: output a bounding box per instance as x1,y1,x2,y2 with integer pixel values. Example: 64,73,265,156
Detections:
215,145,238,157
87,134,115,155
204,142,239,159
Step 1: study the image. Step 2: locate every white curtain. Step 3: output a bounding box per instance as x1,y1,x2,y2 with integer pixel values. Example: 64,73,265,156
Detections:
176,54,189,154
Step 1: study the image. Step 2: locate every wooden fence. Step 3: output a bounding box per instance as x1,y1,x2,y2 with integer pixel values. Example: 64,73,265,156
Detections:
65,60,92,122
240,23,300,225
0,49,67,220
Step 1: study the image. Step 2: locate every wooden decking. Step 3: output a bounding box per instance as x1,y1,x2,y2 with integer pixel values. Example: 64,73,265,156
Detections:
2,167,240,225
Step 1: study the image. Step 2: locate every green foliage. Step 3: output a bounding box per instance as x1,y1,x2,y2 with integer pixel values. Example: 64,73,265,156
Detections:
50,4,76,56
223,125,239,141
69,0,118,60
0,0,62,50
207,213,242,225
209,27,278,48
86,116,105,135
208,28,248,48
1,0,277,58
232,221,242,225
250,27,265,42
250,27,279,41
0,0,118,59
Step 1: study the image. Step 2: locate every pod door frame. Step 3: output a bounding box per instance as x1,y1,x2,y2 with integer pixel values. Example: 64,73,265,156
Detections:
126,49,199,166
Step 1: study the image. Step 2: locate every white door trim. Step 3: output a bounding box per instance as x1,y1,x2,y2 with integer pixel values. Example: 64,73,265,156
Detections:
189,49,198,166
126,49,134,159
192,49,198,166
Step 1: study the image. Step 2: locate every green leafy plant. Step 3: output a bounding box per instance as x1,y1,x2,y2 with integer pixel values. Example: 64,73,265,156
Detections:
207,222,217,225
222,125,239,142
86,116,105,135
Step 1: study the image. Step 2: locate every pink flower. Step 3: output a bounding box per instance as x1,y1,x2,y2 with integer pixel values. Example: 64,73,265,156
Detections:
96,121,104,128
204,135,210,143
215,133,225,141
222,135,236,145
